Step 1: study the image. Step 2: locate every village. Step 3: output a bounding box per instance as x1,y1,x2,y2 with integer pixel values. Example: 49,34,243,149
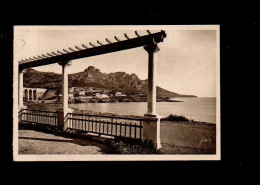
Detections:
23,86,178,104
23,86,147,104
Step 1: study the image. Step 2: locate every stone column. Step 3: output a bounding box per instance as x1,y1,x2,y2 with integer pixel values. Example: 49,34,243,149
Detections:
36,90,38,101
57,61,72,131
62,62,69,110
143,44,161,149
144,44,159,117
18,69,26,109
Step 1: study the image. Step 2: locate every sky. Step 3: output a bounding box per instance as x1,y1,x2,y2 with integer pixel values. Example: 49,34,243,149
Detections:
14,26,219,97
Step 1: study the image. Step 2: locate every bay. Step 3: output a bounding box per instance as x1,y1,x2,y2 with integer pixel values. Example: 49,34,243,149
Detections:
69,97,216,124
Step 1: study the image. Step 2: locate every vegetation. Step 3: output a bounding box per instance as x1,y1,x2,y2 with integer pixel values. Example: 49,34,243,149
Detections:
161,114,215,125
161,114,191,122
25,102,61,111
110,138,161,154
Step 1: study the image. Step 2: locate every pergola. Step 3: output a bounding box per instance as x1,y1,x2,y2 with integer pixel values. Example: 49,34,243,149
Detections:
18,29,167,148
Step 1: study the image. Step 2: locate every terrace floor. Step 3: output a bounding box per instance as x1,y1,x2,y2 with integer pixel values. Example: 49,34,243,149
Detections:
18,129,116,154
18,121,216,155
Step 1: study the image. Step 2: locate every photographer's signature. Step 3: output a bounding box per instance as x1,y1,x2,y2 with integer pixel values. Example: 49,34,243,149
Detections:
199,137,211,147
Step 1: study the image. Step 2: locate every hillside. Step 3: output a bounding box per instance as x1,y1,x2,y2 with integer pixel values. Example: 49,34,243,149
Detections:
23,66,196,98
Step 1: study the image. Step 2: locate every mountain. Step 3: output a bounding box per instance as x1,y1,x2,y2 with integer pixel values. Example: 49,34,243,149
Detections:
23,66,196,98
68,66,147,93
24,69,62,90
157,86,183,98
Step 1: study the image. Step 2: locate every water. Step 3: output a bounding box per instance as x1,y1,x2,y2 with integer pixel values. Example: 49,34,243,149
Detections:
69,97,216,124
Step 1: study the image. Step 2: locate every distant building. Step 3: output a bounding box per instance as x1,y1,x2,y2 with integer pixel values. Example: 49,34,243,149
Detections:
68,93,74,99
39,90,57,100
100,94,109,98
79,90,85,96
86,87,94,92
95,93,101,98
69,87,76,93
95,93,109,98
115,92,126,97
23,87,48,101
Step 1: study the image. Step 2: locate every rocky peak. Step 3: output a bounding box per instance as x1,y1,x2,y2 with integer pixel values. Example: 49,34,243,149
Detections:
85,66,100,72
131,73,138,79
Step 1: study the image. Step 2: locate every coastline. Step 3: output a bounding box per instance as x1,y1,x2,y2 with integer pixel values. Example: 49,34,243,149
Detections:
69,97,184,104
22,102,216,154
24,102,215,125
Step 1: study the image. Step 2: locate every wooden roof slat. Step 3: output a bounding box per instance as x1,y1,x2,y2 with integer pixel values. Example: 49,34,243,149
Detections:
19,30,166,70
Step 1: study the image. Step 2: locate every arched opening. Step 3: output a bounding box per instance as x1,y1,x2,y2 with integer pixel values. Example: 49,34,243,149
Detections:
29,90,32,100
24,89,28,101
33,90,37,100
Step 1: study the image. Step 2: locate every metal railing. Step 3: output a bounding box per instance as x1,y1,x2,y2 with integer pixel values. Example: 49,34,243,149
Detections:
66,113,143,139
19,109,58,126
18,109,143,139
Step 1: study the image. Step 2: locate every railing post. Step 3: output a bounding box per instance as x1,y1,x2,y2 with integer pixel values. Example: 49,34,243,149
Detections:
57,109,70,131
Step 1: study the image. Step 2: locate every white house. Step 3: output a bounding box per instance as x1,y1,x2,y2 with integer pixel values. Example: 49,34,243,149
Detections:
68,93,74,99
94,93,109,98
115,92,126,97
86,87,94,92
79,90,85,96
69,87,75,93
100,94,109,98
95,93,101,98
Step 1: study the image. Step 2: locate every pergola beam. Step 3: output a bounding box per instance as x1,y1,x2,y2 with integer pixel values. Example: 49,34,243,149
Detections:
19,30,166,70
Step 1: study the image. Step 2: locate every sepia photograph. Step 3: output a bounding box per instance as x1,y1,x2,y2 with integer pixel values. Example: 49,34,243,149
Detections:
13,25,220,161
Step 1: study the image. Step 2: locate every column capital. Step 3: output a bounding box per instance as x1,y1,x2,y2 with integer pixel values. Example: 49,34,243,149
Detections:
19,68,26,73
58,61,72,67
144,44,160,54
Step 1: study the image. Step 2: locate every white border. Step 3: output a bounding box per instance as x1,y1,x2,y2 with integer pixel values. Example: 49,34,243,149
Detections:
13,25,220,161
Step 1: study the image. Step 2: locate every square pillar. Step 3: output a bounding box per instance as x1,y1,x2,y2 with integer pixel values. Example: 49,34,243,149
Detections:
142,116,161,149
18,69,26,110
57,109,70,131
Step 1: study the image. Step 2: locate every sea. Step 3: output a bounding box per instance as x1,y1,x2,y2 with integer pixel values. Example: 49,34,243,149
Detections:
69,97,217,124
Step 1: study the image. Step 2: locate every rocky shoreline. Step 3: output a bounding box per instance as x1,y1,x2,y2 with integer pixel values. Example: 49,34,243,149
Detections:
69,96,183,104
